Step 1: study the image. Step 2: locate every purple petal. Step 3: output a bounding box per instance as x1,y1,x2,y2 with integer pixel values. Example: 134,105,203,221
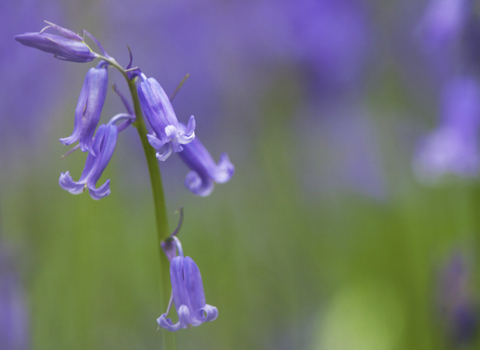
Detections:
183,257,218,325
147,134,173,161
183,257,206,316
59,71,91,146
86,123,117,198
176,305,192,328
178,135,234,196
170,257,193,322
58,171,86,194
157,314,183,332
199,304,219,323
213,153,235,183
79,65,109,155
177,115,196,144
137,76,182,141
43,21,83,41
185,171,214,197
88,179,111,200
147,133,167,149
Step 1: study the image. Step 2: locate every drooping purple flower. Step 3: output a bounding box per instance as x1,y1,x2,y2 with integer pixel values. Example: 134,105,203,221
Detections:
177,129,234,197
137,74,196,161
59,114,134,200
59,61,109,156
413,77,480,182
285,0,372,92
158,237,218,332
14,21,97,63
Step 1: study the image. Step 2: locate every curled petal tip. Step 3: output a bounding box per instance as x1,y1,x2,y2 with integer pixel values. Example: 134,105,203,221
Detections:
215,153,235,183
200,305,218,322
147,134,173,161
157,314,183,332
59,172,86,195
185,172,214,197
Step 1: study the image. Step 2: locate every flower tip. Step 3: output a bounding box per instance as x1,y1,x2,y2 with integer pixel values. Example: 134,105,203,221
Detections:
217,153,235,183
13,34,29,44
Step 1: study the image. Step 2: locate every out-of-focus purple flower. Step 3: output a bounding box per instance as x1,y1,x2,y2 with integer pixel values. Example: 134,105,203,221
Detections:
158,237,218,332
285,0,372,92
178,129,234,197
14,21,97,63
417,0,472,51
137,74,196,161
437,253,478,345
60,61,109,156
59,114,134,200
0,246,29,350
413,77,480,181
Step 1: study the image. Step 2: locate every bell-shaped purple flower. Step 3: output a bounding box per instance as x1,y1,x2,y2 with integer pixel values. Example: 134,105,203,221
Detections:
157,236,218,332
59,114,133,200
137,74,196,161
178,131,234,197
59,61,109,156
14,21,97,63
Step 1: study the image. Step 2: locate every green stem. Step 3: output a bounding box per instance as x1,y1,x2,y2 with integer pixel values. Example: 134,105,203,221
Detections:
99,56,176,350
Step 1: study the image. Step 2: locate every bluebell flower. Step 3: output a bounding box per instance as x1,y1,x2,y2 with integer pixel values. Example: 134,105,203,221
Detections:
158,237,218,332
59,114,134,200
413,77,480,182
59,61,109,156
178,129,234,196
14,21,97,63
137,74,196,161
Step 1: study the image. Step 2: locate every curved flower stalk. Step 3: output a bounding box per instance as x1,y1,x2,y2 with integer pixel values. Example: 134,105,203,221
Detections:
60,60,109,156
14,21,97,63
137,74,196,161
59,114,134,200
178,129,234,196
158,236,218,332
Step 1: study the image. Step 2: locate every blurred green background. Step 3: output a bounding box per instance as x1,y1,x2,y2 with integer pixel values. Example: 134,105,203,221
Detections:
2,0,480,349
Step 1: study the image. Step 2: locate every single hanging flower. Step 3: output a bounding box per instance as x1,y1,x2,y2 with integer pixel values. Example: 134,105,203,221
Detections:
178,128,234,196
59,114,134,200
60,61,109,156
14,21,97,63
158,236,218,332
137,73,196,161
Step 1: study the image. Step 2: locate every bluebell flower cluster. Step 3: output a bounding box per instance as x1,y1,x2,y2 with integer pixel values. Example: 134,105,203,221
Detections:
15,21,234,199
16,21,231,332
